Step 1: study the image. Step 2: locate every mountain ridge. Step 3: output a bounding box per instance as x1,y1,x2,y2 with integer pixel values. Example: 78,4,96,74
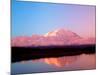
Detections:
11,29,95,47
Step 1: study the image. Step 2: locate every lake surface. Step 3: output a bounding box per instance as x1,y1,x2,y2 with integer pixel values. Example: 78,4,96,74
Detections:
11,54,96,75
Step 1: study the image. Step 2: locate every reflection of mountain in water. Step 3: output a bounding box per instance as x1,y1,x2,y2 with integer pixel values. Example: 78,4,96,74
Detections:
30,54,96,68
12,54,96,74
44,55,79,67
43,54,96,68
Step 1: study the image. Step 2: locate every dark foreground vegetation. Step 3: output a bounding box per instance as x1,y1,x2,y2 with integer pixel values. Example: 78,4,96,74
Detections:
12,44,96,63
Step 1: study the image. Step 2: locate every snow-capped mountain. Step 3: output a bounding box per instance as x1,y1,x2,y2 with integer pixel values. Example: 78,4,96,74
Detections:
42,29,82,46
44,29,81,39
11,29,95,47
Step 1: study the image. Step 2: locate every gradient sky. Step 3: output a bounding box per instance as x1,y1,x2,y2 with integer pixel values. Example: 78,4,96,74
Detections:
12,0,96,38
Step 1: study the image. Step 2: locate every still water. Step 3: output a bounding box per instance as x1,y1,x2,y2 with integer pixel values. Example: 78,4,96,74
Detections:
11,54,96,74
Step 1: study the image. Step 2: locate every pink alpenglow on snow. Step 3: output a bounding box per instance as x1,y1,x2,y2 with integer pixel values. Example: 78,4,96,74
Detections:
11,29,96,47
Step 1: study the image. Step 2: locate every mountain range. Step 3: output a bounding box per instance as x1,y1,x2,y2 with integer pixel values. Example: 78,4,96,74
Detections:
11,29,95,47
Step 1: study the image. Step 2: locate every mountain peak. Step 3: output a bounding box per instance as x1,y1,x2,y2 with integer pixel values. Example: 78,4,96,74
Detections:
44,28,68,37
44,28,80,38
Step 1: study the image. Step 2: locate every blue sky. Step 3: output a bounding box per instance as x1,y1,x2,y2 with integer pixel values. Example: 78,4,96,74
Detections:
12,0,95,38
